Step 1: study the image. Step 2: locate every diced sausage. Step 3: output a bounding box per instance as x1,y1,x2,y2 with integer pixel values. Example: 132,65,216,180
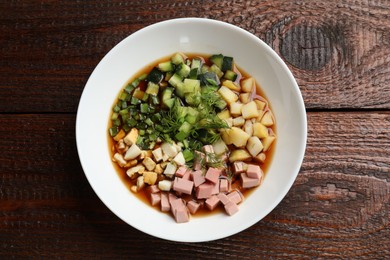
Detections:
150,193,161,206
227,190,243,204
217,193,230,205
173,177,194,195
176,166,189,177
224,201,239,216
232,161,246,174
196,182,214,199
205,195,220,210
205,167,221,184
246,164,263,180
186,200,200,214
241,172,261,188
219,179,229,192
160,193,170,212
191,170,206,187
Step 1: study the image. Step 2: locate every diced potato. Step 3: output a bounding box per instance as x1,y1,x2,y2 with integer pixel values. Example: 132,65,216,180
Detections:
221,129,233,145
246,136,264,157
126,165,145,178
123,128,138,146
233,116,245,127
212,139,228,155
253,122,269,138
139,150,152,160
173,152,185,166
217,109,231,120
240,93,251,104
254,99,266,110
158,180,172,191
261,111,274,126
218,86,238,104
117,139,126,150
230,102,243,116
142,157,156,171
161,142,179,158
162,153,170,162
113,129,126,142
124,159,138,168
152,147,163,162
241,77,255,93
154,164,163,174
229,127,250,147
164,162,177,177
242,101,259,119
222,80,240,91
262,136,276,151
124,144,142,160
137,176,145,190
244,120,253,136
229,149,252,162
113,153,127,167
224,117,233,127
130,185,138,193
255,110,266,122
254,152,266,164
143,171,158,185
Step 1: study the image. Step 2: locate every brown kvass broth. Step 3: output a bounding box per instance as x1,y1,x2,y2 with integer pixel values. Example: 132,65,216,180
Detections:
108,53,276,216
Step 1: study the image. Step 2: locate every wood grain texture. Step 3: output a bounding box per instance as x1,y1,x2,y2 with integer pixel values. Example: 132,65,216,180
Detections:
0,0,389,112
0,113,388,258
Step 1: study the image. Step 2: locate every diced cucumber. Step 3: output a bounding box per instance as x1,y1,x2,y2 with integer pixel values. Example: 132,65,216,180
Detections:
146,67,164,83
185,92,201,106
185,107,199,124
209,54,223,68
199,72,220,86
175,121,192,141
222,56,233,72
182,149,194,162
168,73,183,88
188,68,199,79
183,79,201,94
145,82,159,96
171,53,185,65
201,64,210,74
210,64,224,79
164,97,176,109
109,126,119,137
157,61,174,72
223,70,237,81
191,57,202,70
176,63,191,78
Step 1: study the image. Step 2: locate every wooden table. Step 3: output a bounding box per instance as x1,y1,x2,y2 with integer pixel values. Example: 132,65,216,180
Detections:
1,1,389,258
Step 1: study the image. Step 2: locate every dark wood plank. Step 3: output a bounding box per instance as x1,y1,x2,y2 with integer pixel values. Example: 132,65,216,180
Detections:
0,112,388,258
0,0,389,112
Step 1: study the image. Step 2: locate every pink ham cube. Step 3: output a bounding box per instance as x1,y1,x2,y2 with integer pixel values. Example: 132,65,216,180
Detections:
241,172,261,188
161,193,170,212
196,182,214,199
147,185,160,194
186,200,200,214
227,190,243,204
205,195,220,210
217,193,230,205
169,197,189,223
182,172,191,180
233,161,246,174
224,201,239,216
205,167,221,184
211,181,219,195
150,193,161,206
173,177,194,195
191,170,206,187
219,179,229,192
176,166,189,177
246,164,263,180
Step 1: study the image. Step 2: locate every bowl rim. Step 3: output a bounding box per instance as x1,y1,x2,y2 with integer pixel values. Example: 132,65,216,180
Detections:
76,17,307,242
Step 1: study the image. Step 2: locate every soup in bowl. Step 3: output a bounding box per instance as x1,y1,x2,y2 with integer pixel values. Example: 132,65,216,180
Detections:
76,18,307,242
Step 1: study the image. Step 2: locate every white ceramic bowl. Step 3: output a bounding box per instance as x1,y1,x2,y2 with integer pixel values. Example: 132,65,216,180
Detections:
76,18,307,242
